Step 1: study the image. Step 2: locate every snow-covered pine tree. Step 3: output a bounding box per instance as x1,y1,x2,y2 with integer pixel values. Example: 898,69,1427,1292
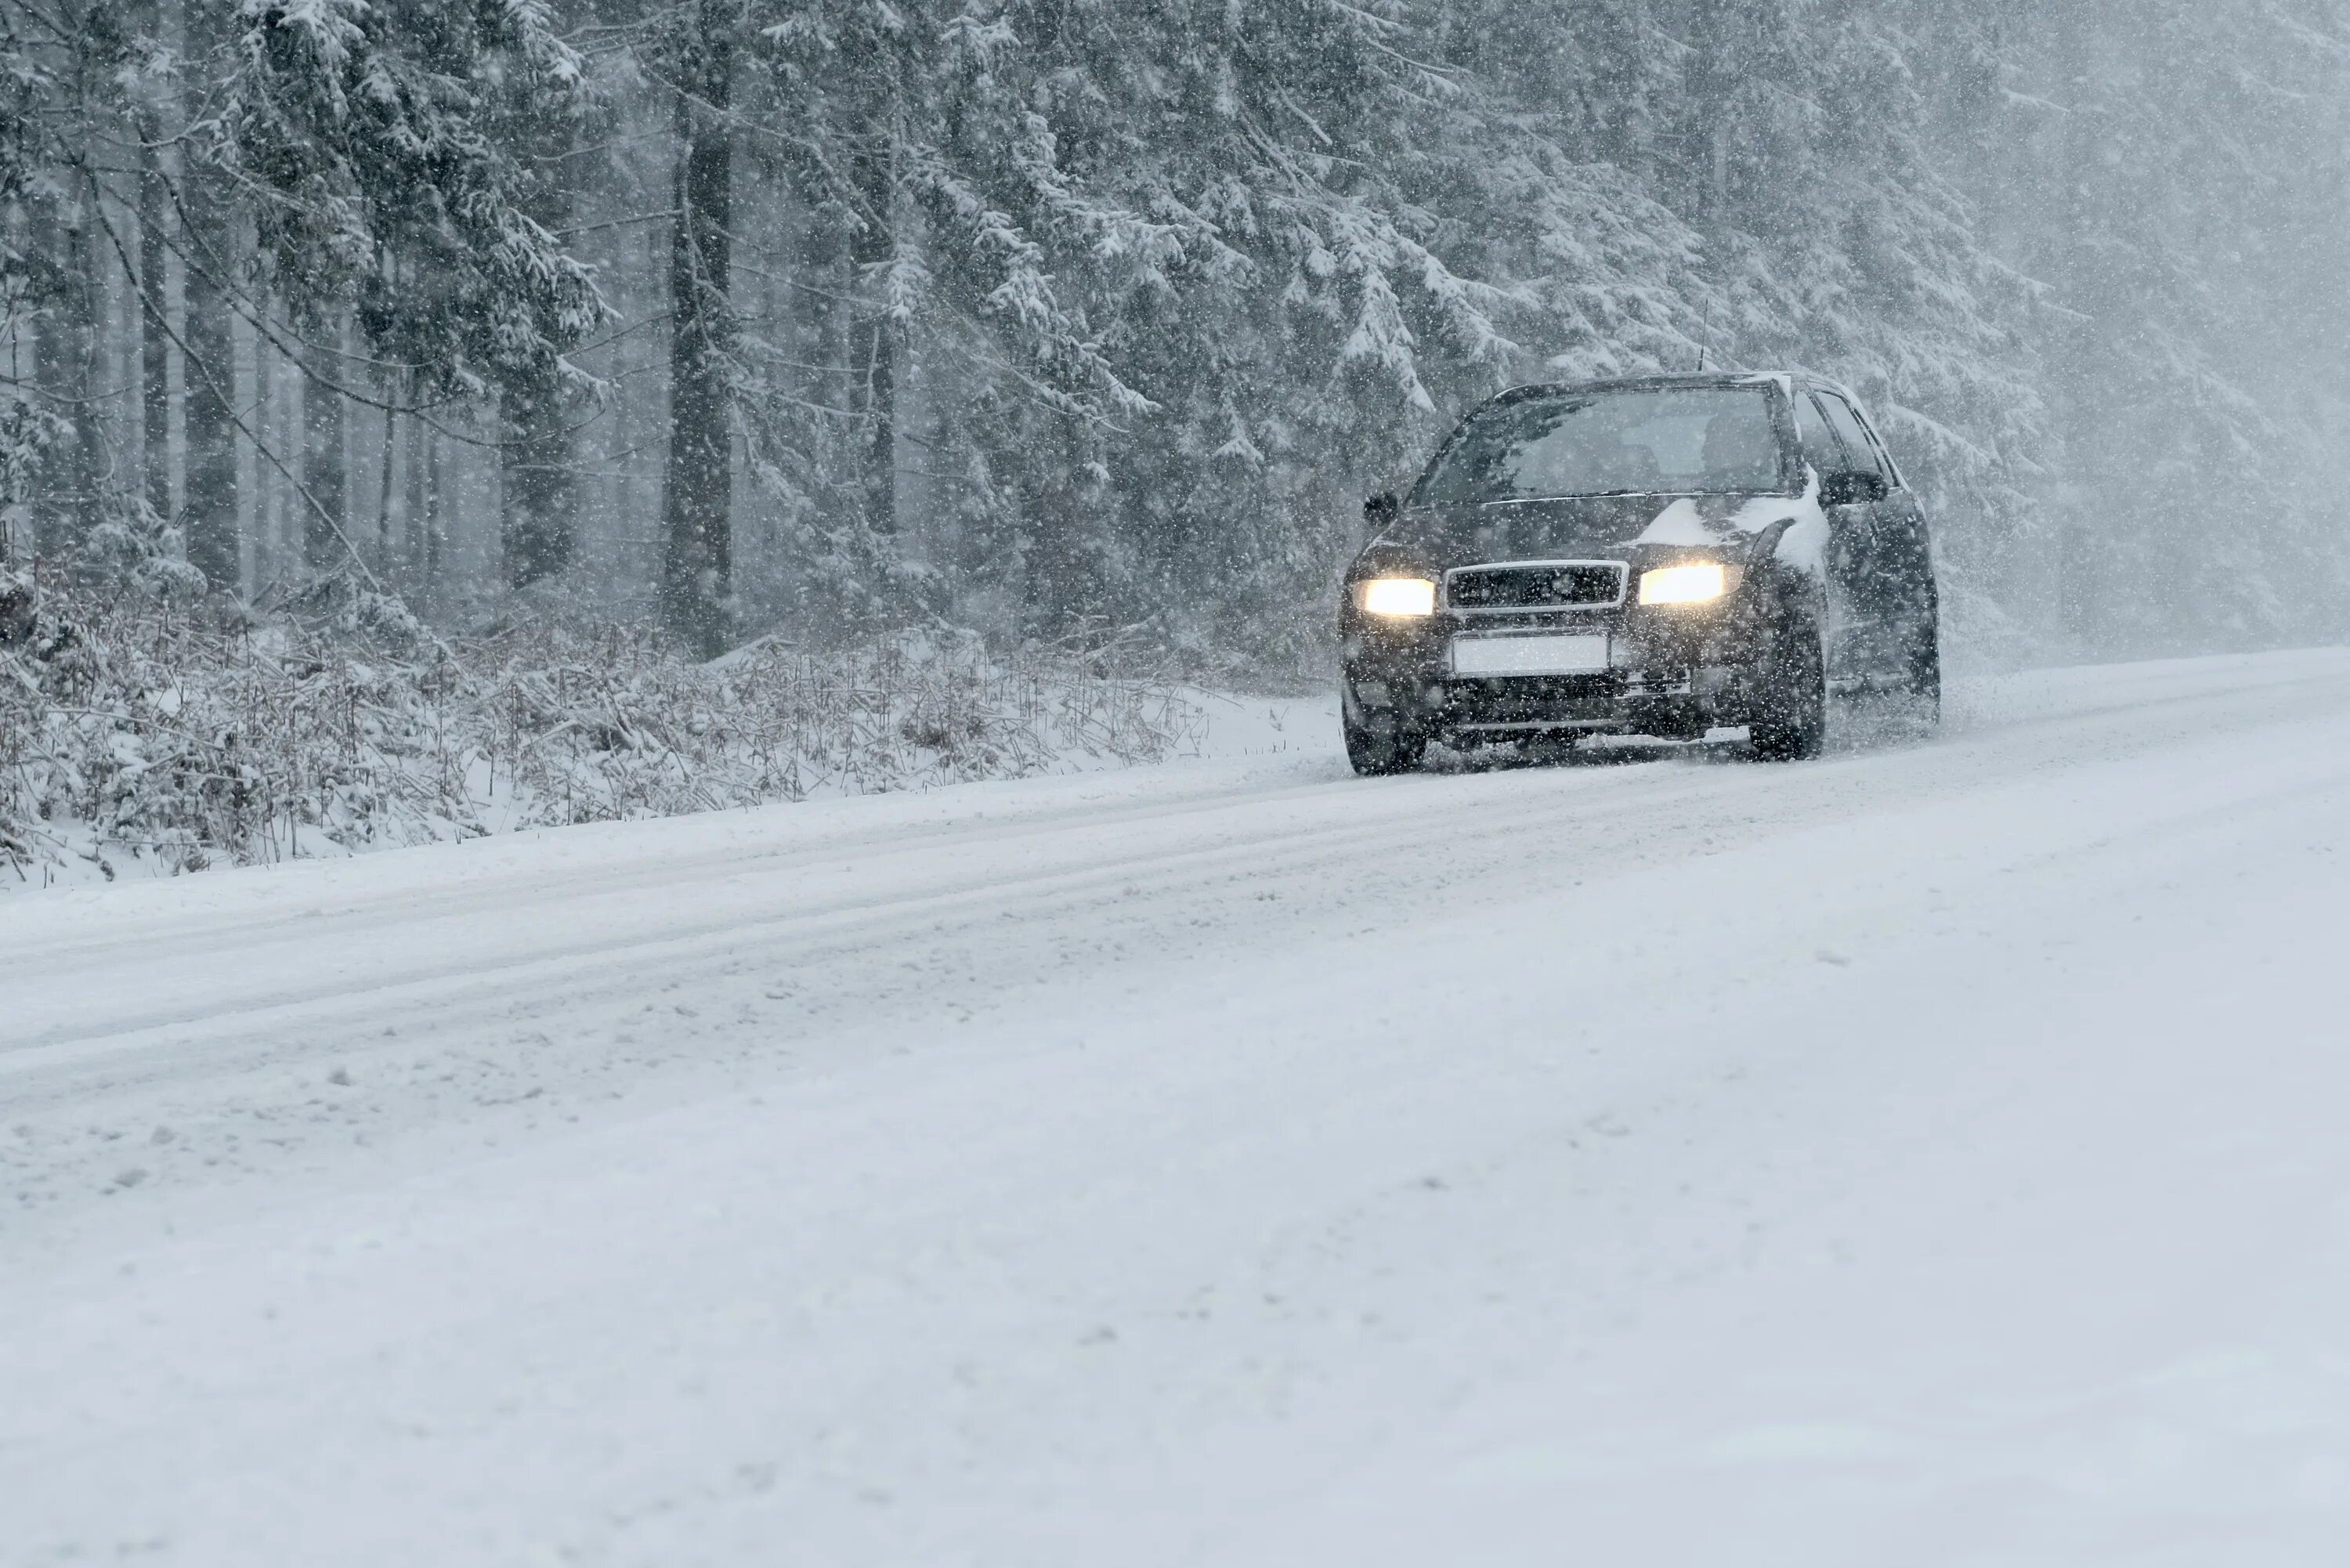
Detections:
9,0,2342,663
1786,0,2051,641
218,0,606,587
0,10,66,568
859,0,1522,650
724,0,924,632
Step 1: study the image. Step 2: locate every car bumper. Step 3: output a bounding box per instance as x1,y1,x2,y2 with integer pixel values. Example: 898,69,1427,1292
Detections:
1340,606,1766,743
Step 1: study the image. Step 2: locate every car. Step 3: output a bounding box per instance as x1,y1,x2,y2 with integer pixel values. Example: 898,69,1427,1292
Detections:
1337,371,1940,775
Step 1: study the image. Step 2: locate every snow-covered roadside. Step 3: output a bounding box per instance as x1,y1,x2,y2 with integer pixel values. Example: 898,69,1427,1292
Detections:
6,650,2350,1566
4,602,1282,894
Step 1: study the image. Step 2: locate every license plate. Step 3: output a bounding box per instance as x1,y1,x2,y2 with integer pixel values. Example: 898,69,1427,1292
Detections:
1451,633,1611,677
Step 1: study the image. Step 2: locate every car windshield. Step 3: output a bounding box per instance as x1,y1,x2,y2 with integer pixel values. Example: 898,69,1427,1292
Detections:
1415,387,1784,504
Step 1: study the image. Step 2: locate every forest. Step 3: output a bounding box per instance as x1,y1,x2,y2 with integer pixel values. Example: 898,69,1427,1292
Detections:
6,1,2350,661
5,2,2350,883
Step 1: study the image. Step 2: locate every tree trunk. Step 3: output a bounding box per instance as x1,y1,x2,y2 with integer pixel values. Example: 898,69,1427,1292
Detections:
179,0,239,593
403,407,428,597
32,179,99,560
658,3,736,658
421,424,443,611
848,121,896,539
374,403,397,573
501,378,576,591
302,323,346,575
501,119,580,591
258,338,284,586
139,119,172,524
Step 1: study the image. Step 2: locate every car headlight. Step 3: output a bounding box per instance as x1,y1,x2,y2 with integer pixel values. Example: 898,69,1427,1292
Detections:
1639,563,1735,605
1355,576,1437,618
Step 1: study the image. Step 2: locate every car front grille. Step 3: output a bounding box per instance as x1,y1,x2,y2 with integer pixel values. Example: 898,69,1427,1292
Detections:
1446,561,1627,612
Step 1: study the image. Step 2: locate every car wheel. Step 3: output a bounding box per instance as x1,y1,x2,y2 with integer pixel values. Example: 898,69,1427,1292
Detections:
1344,716,1429,776
1906,618,1943,727
1749,619,1827,762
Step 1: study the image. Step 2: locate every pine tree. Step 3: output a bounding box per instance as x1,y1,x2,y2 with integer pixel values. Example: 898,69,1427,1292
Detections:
5,0,2345,657
219,0,606,581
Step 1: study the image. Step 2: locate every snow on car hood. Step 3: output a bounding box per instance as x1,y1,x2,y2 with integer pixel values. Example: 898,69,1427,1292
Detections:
1386,486,1827,574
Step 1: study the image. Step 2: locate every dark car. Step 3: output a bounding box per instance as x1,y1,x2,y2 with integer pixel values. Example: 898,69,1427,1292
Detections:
1338,372,1940,774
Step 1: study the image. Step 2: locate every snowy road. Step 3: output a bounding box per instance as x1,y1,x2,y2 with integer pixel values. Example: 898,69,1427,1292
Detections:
9,651,2350,1566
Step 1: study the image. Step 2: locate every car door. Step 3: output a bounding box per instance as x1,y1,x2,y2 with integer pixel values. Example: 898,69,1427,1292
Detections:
1810,388,1908,682
1791,386,1886,680
1838,394,1937,681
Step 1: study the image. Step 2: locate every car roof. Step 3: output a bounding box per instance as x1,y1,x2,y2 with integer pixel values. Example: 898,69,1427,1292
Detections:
1484,370,1863,405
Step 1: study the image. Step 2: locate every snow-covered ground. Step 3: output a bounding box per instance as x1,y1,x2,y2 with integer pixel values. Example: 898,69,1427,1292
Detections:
8,650,2350,1566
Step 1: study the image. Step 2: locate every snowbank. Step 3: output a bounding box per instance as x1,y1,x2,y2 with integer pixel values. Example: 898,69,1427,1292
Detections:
0,584,1211,891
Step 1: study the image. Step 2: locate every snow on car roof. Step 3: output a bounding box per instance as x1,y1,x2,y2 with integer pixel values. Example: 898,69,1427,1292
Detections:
1483,370,1799,403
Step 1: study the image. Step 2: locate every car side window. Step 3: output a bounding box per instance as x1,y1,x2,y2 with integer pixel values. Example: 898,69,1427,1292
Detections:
1815,392,1885,481
1848,402,1904,490
1793,391,1846,481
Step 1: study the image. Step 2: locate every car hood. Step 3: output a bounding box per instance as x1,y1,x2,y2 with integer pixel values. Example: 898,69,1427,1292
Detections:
1378,493,1809,569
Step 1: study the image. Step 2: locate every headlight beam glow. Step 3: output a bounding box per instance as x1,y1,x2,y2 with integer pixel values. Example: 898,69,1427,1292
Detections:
1358,576,1438,618
1639,563,1731,606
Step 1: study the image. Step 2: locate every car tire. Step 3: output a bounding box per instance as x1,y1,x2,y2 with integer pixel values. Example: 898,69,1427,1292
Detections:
1344,716,1429,776
1749,619,1828,762
1907,618,1943,727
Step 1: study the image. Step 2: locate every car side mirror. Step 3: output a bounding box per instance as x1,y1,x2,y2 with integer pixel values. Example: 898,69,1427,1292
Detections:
1364,492,1400,529
1819,470,1889,507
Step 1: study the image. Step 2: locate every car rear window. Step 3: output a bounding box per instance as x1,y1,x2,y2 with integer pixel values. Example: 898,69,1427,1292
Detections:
1416,387,1785,504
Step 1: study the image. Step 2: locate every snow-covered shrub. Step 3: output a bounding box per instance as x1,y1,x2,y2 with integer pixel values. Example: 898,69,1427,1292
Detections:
0,581,1204,889
73,493,208,605
0,568,32,648
0,392,62,568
